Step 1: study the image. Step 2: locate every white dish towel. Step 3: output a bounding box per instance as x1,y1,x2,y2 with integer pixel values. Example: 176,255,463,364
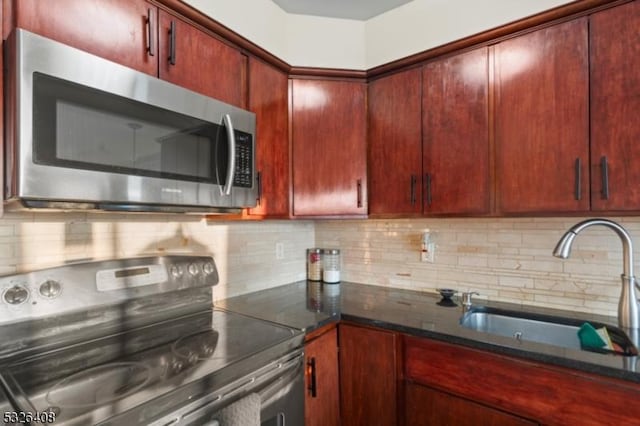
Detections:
213,393,261,426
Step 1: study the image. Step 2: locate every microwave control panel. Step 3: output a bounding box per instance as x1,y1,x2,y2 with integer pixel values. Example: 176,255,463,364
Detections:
233,132,253,188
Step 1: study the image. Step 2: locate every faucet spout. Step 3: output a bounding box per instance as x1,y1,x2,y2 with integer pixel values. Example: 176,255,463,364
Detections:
553,219,639,329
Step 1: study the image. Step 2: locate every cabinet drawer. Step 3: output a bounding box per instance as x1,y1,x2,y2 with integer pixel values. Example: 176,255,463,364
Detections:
404,335,640,425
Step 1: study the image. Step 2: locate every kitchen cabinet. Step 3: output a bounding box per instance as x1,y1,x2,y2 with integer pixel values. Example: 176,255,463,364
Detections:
7,1,248,107
246,58,290,218
6,0,158,76
158,10,247,108
405,382,537,426
368,68,422,216
305,326,340,426
495,18,589,214
404,335,640,425
291,79,367,216
339,323,397,426
590,1,640,211
423,47,490,215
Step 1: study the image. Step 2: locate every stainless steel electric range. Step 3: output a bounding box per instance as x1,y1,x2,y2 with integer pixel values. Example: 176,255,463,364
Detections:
0,256,304,425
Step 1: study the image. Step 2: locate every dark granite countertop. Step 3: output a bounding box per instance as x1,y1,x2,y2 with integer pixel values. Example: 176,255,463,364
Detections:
217,281,640,384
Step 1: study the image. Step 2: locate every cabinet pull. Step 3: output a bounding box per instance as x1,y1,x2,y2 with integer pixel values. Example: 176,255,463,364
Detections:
574,158,582,201
410,175,417,206
601,156,609,200
425,173,432,206
168,20,177,65
306,357,317,397
145,9,155,57
357,179,363,208
256,171,262,206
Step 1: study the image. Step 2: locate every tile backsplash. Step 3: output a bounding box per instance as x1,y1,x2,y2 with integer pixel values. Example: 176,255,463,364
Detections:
315,217,640,316
0,212,313,300
2,212,639,316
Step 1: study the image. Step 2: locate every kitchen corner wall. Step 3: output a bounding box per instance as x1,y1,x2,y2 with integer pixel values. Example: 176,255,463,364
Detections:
315,217,640,317
0,213,313,301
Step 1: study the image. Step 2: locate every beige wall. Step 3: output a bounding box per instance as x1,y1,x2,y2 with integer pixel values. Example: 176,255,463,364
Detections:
315,217,640,316
0,213,313,301
183,0,574,69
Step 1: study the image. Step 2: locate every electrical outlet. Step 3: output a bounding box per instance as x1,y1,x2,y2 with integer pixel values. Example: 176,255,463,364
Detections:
421,242,435,263
275,243,285,260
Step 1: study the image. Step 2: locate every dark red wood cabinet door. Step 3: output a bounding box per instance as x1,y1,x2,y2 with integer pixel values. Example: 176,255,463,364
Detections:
305,328,340,426
495,18,589,214
158,10,246,108
10,0,158,76
247,58,289,218
590,1,640,211
368,68,422,216
405,383,538,426
423,47,490,215
339,324,396,426
291,79,367,216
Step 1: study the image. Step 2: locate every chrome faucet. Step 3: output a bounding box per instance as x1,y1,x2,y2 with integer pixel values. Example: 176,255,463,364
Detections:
553,218,640,330
462,291,479,313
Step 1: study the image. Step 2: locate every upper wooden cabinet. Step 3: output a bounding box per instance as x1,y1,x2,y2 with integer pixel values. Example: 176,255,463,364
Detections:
7,1,248,107
495,18,589,214
247,58,290,218
368,68,423,216
291,79,367,216
7,0,158,76
423,47,490,215
590,1,640,211
158,10,247,108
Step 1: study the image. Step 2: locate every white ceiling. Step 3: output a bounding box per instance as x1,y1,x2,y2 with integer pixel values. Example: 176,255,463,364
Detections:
270,0,414,20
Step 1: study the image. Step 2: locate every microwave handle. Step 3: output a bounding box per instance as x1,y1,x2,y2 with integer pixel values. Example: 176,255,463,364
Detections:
222,114,236,196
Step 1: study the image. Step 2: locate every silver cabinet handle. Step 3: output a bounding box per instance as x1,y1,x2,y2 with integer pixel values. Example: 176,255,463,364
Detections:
574,158,582,201
601,156,609,200
410,175,417,206
222,114,236,196
168,20,177,65
146,9,155,57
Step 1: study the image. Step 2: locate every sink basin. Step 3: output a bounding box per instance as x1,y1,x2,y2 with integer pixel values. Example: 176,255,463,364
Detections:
460,306,638,356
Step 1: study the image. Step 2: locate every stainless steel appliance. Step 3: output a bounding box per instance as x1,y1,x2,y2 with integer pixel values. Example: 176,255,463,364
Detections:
0,256,304,425
5,29,257,214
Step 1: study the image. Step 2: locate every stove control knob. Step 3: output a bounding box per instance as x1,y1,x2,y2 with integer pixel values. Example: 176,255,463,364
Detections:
203,262,215,275
39,280,62,298
188,263,200,276
170,265,183,278
4,285,29,305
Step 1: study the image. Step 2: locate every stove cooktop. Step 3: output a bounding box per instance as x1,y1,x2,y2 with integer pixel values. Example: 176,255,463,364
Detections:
0,309,303,425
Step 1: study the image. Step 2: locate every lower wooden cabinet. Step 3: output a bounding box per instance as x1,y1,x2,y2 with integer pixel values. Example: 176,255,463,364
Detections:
304,323,640,426
339,323,397,426
405,382,537,426
305,326,340,426
404,335,640,425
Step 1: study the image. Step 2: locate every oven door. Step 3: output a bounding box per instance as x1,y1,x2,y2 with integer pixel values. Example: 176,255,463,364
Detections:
6,29,256,213
146,349,305,426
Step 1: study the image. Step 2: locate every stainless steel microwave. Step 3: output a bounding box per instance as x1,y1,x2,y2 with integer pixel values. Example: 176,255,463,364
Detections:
5,29,257,214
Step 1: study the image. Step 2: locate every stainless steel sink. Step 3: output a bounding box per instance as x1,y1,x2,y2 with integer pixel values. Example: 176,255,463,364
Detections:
460,306,638,356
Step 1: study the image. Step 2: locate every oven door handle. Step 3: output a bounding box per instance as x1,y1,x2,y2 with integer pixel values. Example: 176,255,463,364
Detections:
221,114,236,196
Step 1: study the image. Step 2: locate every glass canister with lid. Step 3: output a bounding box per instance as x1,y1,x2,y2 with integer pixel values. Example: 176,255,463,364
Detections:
307,248,323,281
322,249,341,283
